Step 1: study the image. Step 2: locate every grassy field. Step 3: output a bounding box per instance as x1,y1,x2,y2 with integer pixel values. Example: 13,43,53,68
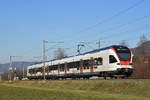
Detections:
0,80,150,100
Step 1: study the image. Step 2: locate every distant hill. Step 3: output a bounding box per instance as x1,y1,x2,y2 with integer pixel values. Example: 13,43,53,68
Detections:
132,41,150,56
0,61,41,73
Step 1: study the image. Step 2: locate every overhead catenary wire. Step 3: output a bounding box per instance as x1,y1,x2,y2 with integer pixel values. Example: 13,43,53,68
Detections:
100,24,149,40
88,20,149,43
86,28,148,48
97,13,150,35
84,27,150,50
100,31,150,48
62,0,147,47
76,0,145,34
62,0,146,51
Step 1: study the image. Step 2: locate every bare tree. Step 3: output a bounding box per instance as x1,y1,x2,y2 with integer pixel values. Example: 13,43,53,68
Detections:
138,34,148,46
137,34,148,56
54,48,67,59
120,40,128,46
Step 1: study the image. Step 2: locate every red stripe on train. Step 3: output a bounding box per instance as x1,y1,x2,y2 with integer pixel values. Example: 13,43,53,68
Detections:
90,60,94,72
120,61,130,65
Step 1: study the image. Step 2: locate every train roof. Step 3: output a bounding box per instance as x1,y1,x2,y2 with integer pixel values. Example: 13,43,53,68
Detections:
47,45,127,61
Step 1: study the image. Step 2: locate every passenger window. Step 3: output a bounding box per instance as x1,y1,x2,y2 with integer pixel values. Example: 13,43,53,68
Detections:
83,60,89,68
109,55,117,63
94,57,103,65
60,64,65,71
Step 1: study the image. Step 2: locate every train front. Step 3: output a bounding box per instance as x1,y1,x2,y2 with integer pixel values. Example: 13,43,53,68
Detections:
111,45,134,77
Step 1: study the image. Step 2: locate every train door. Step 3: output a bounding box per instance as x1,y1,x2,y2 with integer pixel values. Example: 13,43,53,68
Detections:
90,58,94,72
64,63,67,74
80,59,83,73
58,64,60,75
93,57,103,72
99,52,109,71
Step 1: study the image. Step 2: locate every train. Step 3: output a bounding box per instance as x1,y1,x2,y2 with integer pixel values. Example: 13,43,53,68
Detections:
27,45,134,80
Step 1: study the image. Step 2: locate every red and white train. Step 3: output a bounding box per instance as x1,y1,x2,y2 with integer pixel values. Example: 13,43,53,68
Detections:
27,45,134,80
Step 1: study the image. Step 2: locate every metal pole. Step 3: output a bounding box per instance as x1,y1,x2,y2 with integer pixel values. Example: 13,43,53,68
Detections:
77,44,80,54
142,43,145,56
97,40,100,49
22,62,24,78
98,40,100,49
14,67,16,81
43,40,45,80
0,75,1,81
8,56,21,81
9,56,12,82
42,40,64,80
77,44,85,54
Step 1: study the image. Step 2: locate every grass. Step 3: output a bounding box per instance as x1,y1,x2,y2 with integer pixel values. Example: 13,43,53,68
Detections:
0,80,150,100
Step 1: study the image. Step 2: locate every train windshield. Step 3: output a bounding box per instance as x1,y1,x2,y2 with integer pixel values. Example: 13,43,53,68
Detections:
113,46,131,61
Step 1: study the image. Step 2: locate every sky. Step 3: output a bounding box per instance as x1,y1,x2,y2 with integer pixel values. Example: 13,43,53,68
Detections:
0,0,150,63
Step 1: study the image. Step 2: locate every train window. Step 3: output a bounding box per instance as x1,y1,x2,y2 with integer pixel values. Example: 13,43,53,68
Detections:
32,69,35,74
77,67,79,70
34,69,37,73
48,66,51,72
73,61,80,70
49,66,53,70
60,64,65,71
29,69,33,74
94,57,103,65
68,62,73,68
109,55,117,63
67,65,69,71
97,58,103,65
36,68,42,73
51,65,58,70
51,66,54,70
83,60,89,67
40,68,42,73
45,67,49,72
64,63,69,71
55,65,58,70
